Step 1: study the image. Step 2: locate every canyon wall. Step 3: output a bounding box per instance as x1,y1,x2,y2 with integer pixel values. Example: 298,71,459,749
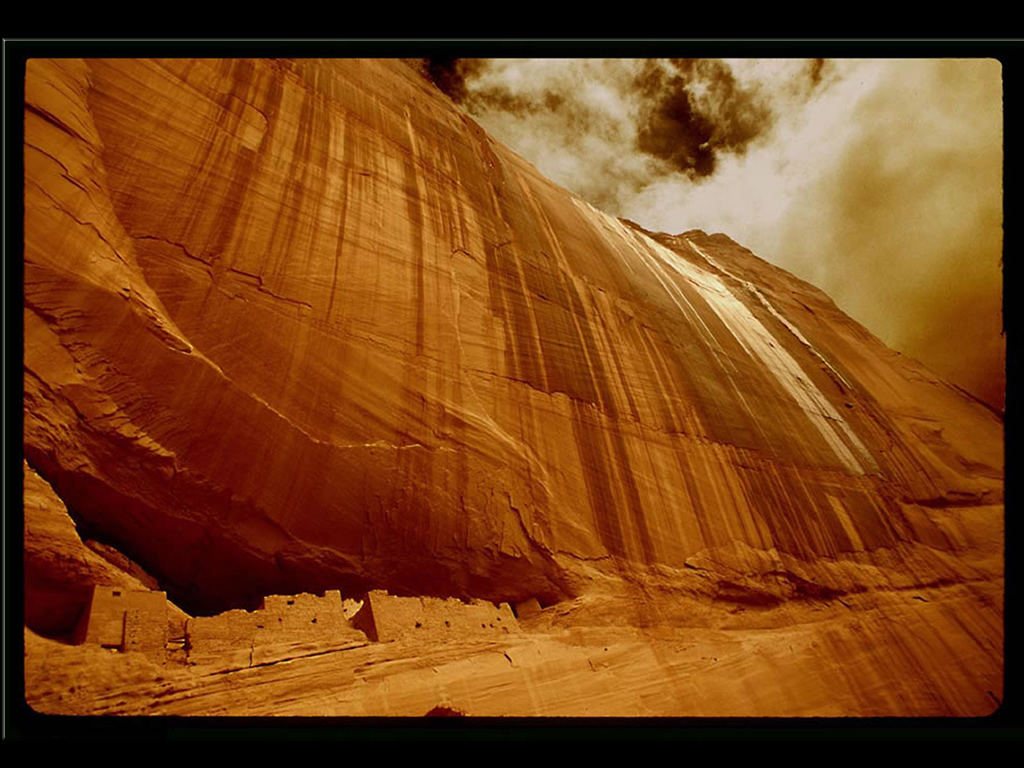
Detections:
22,58,1003,716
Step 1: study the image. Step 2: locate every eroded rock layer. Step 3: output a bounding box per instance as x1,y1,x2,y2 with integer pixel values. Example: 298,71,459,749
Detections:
23,58,1003,716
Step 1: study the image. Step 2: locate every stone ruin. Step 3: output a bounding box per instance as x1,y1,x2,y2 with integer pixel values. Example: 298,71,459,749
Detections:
73,585,169,663
351,590,520,643
74,585,526,665
185,590,367,667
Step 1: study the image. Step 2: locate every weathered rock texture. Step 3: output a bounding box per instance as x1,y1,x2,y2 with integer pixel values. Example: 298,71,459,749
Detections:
23,58,1003,717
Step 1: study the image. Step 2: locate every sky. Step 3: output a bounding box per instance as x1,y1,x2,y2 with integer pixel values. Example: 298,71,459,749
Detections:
419,57,1005,412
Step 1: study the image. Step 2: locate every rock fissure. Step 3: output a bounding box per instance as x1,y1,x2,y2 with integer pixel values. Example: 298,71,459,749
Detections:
27,183,129,268
26,102,92,145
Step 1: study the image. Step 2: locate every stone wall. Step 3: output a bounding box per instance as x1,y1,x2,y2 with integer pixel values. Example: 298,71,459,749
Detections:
71,586,520,668
353,590,520,643
186,590,366,667
74,586,168,662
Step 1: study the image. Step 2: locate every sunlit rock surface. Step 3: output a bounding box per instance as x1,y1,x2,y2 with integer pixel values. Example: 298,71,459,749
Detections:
23,58,1003,717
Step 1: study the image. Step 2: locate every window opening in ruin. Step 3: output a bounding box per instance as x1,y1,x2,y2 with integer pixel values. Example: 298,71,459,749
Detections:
311,618,317,624
415,622,422,628
287,600,295,605
112,591,121,597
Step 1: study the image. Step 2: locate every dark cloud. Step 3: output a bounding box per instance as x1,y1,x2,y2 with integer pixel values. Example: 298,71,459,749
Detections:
452,58,774,196
807,58,829,88
417,58,488,104
543,90,565,112
785,58,838,100
633,59,773,179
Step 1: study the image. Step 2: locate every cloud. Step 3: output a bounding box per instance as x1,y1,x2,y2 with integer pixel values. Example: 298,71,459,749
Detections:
456,59,654,212
769,59,1005,411
805,58,836,91
631,58,773,178
422,58,1004,411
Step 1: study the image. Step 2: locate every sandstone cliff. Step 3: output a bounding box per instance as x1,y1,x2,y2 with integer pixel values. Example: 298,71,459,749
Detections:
23,58,1003,717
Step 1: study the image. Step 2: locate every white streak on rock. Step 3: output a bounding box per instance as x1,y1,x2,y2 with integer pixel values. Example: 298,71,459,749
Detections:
572,200,874,475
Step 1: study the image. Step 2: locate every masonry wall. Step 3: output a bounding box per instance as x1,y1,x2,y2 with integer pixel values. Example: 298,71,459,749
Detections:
75,586,168,662
73,586,518,668
354,590,520,643
186,590,366,667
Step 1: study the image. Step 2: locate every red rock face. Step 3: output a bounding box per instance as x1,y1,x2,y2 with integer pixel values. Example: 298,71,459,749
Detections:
23,59,1003,716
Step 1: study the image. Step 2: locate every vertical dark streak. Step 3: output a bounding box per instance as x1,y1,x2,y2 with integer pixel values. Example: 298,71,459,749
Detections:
400,151,426,355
